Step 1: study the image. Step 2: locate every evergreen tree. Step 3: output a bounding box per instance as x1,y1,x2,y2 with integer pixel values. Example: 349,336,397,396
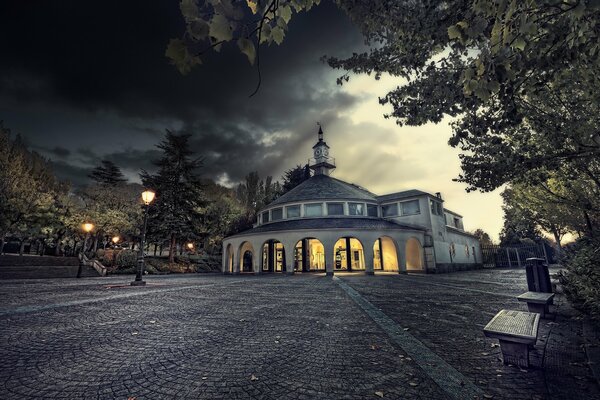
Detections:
281,164,311,194
140,131,204,263
89,160,127,186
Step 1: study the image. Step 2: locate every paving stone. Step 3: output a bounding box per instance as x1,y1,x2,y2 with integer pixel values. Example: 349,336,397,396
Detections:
0,270,597,399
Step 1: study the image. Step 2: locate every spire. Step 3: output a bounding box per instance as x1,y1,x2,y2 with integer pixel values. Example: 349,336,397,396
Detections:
310,123,335,176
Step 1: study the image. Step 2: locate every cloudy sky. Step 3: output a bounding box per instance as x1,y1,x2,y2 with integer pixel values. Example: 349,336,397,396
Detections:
0,0,503,240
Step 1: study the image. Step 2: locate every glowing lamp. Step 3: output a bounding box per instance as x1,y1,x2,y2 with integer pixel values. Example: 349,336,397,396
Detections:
112,236,120,244
82,222,94,233
141,190,155,205
186,242,194,250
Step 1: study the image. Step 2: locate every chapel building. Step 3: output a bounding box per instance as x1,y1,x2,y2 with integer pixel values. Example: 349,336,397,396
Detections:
222,127,482,275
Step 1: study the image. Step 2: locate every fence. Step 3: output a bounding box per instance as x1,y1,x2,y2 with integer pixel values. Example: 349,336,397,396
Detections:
480,242,555,268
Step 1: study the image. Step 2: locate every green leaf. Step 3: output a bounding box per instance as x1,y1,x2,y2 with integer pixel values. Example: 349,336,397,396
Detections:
271,26,285,45
279,4,293,24
209,14,233,42
165,38,201,75
237,38,256,65
188,19,209,41
180,0,199,22
260,24,272,44
448,25,462,40
512,36,526,51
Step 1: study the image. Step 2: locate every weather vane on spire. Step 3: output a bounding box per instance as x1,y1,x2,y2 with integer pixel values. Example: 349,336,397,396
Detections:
317,122,323,141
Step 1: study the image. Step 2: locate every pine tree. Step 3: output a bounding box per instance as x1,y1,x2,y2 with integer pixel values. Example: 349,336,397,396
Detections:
140,131,204,263
281,164,311,194
89,160,127,186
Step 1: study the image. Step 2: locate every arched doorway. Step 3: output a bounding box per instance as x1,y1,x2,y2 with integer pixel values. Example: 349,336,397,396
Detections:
294,238,325,272
333,237,365,271
373,236,399,272
406,238,424,271
261,240,285,273
225,243,233,273
238,241,254,273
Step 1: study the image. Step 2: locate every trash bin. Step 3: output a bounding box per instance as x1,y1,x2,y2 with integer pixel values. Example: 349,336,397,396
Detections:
525,258,552,293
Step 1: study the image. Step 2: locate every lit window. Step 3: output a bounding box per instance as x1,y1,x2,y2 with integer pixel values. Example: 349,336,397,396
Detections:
327,202,344,215
262,211,270,223
401,200,420,215
348,203,364,216
304,203,323,217
367,204,378,217
271,208,283,221
382,203,398,217
286,205,300,218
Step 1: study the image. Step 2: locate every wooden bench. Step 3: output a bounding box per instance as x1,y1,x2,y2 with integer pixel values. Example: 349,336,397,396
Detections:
517,291,555,319
483,309,540,368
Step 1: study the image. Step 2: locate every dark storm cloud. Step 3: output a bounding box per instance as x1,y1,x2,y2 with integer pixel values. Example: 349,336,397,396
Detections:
0,0,364,186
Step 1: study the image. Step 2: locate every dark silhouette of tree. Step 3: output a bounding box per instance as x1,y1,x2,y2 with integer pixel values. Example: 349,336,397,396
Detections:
141,131,205,263
281,164,311,194
471,229,494,246
89,160,127,186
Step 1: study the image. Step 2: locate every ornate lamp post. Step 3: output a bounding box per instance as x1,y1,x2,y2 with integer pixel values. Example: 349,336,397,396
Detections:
111,236,120,266
77,222,94,278
131,190,155,286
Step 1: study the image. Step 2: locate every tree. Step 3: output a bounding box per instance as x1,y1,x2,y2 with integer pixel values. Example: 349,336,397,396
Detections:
0,123,66,255
171,0,600,195
89,160,127,186
281,164,311,194
499,187,544,246
141,131,205,263
471,228,494,246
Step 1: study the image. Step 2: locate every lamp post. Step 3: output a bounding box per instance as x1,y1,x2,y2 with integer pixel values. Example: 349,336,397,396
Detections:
186,242,194,252
77,222,94,278
131,190,155,286
112,236,120,266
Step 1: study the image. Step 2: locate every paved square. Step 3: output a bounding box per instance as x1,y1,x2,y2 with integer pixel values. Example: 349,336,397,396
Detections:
0,269,599,399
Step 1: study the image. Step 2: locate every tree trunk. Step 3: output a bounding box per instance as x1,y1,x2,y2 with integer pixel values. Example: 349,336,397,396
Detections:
551,228,562,251
19,239,25,256
153,244,157,256
169,233,177,263
92,233,99,254
0,234,5,255
584,210,595,237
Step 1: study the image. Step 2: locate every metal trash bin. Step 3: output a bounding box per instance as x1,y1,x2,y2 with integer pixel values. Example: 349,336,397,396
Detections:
525,257,552,293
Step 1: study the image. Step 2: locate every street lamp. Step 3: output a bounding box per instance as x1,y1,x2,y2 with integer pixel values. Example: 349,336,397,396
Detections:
112,236,120,247
131,189,155,286
186,242,194,251
77,222,94,278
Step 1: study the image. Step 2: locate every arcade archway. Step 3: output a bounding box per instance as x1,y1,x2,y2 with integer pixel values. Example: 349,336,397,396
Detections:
406,238,424,271
333,237,365,271
294,238,325,272
373,236,399,272
261,240,286,273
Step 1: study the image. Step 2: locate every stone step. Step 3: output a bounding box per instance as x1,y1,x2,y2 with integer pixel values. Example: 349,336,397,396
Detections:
0,265,100,279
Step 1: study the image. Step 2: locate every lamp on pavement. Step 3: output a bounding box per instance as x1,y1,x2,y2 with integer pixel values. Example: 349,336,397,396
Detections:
131,190,155,286
77,222,94,278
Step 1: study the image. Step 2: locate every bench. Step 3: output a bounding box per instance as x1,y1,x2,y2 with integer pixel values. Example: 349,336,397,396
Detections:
483,309,540,368
517,291,555,319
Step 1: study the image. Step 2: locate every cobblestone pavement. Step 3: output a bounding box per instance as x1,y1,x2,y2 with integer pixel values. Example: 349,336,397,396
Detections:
0,270,598,399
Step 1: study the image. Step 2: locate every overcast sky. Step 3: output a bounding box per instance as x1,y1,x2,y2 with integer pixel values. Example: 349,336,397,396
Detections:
0,0,503,240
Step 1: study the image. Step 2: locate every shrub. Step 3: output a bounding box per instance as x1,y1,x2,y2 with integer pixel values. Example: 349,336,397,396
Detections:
116,250,138,269
557,237,600,319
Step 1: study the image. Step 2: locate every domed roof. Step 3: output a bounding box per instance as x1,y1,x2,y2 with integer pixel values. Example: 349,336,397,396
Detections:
268,174,377,206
